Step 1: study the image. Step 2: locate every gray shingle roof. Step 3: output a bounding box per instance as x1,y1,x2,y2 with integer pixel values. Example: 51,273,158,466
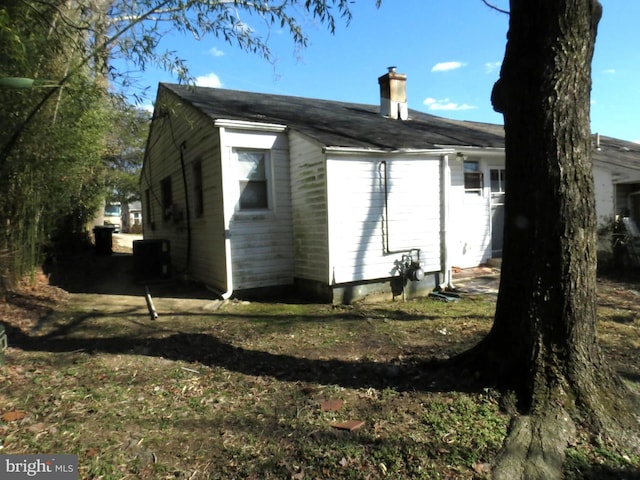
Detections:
161,83,506,150
593,135,640,175
159,83,640,174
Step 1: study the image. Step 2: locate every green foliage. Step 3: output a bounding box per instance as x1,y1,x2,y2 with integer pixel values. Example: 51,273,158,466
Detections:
1,0,360,294
103,102,149,204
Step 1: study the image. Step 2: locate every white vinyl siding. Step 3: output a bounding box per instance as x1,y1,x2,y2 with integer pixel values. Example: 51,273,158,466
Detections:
326,155,442,285
289,131,330,283
140,88,227,290
593,165,614,228
188,138,226,289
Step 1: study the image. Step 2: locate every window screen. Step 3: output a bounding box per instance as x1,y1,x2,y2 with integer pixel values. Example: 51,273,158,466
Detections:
463,161,483,195
237,150,269,210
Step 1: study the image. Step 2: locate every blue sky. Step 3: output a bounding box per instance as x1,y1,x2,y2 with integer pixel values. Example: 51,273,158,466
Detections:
127,1,640,143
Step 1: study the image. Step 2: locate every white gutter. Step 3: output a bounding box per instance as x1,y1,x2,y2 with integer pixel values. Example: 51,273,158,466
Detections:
439,153,455,290
323,146,454,156
437,145,505,157
214,118,287,132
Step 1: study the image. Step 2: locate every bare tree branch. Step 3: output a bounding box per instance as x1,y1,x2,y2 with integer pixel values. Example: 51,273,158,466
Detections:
482,0,509,15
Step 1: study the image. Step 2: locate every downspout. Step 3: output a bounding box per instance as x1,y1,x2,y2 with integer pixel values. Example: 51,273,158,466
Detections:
440,153,455,290
206,226,233,300
220,230,234,299
381,160,390,253
219,127,234,299
179,141,192,269
204,126,235,300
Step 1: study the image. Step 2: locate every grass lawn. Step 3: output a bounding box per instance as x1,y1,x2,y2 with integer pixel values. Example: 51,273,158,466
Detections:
1,264,640,479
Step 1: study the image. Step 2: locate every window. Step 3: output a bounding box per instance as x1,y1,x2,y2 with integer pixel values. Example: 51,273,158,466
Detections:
490,168,506,194
236,150,269,210
161,176,173,221
193,161,203,217
464,160,484,195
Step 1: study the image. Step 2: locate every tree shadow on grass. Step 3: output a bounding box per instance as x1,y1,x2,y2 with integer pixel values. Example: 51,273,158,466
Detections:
5,316,482,394
564,461,640,480
43,251,216,299
5,290,640,478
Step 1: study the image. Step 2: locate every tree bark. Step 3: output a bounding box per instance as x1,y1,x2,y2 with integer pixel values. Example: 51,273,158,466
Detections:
464,0,640,476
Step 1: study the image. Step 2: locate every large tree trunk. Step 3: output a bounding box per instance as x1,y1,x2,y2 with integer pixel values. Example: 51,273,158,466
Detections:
465,0,640,477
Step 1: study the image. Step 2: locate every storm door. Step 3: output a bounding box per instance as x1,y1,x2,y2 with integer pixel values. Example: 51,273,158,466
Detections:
490,168,506,257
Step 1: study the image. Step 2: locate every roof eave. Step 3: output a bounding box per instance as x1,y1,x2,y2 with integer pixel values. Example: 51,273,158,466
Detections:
214,118,287,132
437,145,505,156
322,146,455,156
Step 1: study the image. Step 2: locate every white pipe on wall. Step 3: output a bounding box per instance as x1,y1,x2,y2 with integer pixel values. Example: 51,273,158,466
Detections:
220,230,234,299
439,153,455,290
219,127,234,300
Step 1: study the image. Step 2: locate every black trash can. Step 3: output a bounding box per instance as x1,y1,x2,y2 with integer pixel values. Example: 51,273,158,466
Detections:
93,226,115,255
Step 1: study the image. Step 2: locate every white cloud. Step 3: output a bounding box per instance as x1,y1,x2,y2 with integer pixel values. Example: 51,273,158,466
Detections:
423,97,477,111
431,61,466,72
209,47,225,57
195,73,223,88
484,61,501,74
602,68,616,74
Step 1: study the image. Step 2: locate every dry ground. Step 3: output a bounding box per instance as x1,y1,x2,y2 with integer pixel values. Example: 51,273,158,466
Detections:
1,242,639,479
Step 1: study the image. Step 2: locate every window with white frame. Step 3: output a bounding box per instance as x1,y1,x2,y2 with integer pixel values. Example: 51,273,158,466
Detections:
463,160,484,195
236,149,270,210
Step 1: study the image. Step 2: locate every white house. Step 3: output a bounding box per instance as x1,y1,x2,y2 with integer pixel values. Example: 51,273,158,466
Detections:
121,201,143,233
139,69,640,302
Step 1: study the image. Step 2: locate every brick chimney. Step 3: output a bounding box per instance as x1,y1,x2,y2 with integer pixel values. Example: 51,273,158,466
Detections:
378,66,408,120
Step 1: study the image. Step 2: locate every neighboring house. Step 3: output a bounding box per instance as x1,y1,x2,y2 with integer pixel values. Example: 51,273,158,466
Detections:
122,201,143,233
140,68,640,302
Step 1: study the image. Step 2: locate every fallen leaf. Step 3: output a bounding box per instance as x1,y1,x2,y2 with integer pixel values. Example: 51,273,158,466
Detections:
85,448,99,458
472,462,491,474
320,399,344,412
1,411,27,422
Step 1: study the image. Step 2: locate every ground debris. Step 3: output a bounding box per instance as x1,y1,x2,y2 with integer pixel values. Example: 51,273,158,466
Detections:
331,420,365,431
